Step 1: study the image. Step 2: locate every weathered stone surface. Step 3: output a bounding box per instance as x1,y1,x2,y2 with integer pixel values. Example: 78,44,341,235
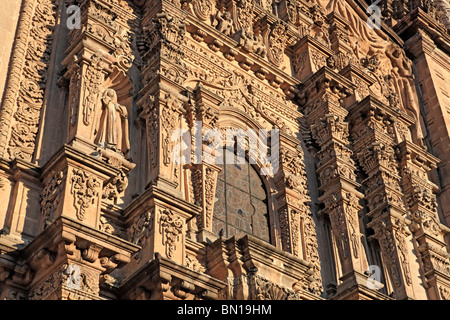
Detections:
0,0,449,301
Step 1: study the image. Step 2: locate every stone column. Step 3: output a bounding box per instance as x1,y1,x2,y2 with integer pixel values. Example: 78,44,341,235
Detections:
397,140,450,300
28,0,140,299
298,65,371,298
348,96,421,299
187,84,222,243
274,133,324,296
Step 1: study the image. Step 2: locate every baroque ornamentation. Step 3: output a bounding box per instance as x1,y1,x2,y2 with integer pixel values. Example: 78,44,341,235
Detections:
82,52,104,127
102,169,128,201
128,210,154,246
440,285,450,300
70,169,101,221
94,88,130,157
267,21,288,67
41,171,65,228
2,0,58,161
251,275,300,300
159,209,183,259
162,93,182,167
190,0,214,21
212,9,234,36
185,253,205,272
204,167,216,229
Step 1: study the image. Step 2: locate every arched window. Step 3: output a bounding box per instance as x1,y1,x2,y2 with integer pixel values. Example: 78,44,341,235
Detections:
212,149,271,243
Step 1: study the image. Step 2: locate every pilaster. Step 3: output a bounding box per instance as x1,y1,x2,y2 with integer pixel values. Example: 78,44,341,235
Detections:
298,66,371,297
348,95,422,299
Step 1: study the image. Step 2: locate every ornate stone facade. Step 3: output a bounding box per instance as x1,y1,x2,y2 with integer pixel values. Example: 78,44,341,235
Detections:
0,0,450,301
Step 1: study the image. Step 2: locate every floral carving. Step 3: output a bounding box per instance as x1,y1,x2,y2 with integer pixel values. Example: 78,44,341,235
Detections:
2,0,58,161
185,253,205,272
373,219,403,288
440,285,450,300
82,52,104,126
99,215,116,235
268,21,288,67
394,218,412,286
128,210,154,245
70,169,101,221
204,167,216,229
251,275,300,300
191,0,214,21
235,0,254,31
102,169,128,202
159,209,183,259
162,93,181,167
278,208,291,252
29,267,63,300
41,171,65,228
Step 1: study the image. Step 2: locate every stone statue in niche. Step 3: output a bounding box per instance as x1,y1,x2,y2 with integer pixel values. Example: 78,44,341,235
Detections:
385,43,426,146
94,88,130,157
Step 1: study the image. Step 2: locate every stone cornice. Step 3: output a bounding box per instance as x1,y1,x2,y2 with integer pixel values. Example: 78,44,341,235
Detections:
119,255,226,297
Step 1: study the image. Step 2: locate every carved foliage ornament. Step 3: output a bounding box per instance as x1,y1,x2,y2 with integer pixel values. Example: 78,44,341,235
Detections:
191,0,214,21
159,208,183,259
236,0,254,31
82,53,104,127
128,209,154,245
268,22,288,67
4,0,58,161
440,285,450,300
203,167,217,229
251,275,300,300
41,171,65,228
162,94,182,166
70,169,101,221
102,169,128,201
